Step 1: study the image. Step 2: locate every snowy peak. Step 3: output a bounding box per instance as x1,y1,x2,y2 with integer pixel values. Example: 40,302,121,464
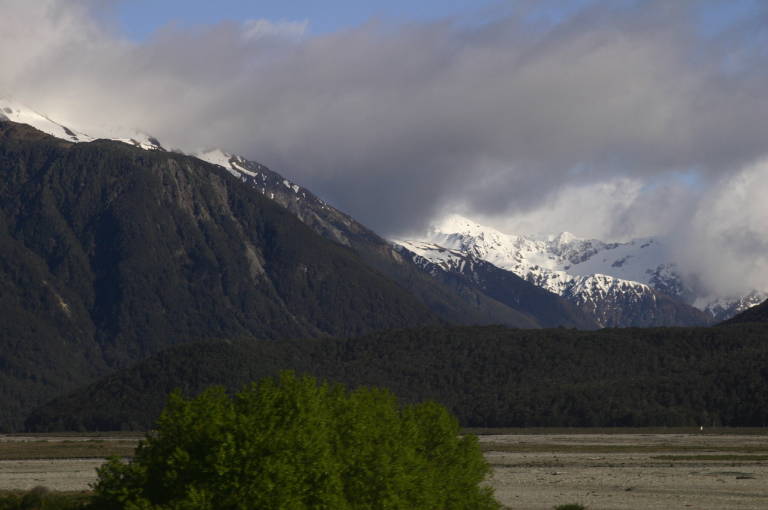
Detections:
196,149,309,200
406,214,764,324
393,239,475,277
432,214,506,239
115,134,165,152
0,98,165,151
426,216,672,292
0,99,323,221
0,98,94,143
391,236,706,328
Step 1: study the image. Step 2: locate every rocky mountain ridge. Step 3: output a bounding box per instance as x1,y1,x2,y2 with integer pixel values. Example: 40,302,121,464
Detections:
0,98,595,330
2,98,757,326
409,214,764,324
396,239,709,328
0,119,452,429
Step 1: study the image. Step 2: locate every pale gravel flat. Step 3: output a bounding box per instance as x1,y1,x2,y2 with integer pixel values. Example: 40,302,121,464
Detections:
1,433,767,509
483,433,768,510
0,459,105,492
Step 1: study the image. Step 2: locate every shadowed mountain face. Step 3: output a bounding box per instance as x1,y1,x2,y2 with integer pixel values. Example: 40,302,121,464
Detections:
722,299,768,324
211,155,594,329
0,119,609,430
393,243,598,329
0,121,441,430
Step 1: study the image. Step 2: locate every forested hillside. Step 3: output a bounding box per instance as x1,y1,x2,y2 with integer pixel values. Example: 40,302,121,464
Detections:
28,323,768,431
722,299,768,324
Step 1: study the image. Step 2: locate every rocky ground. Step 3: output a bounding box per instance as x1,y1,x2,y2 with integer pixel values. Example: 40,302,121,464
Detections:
1,431,767,508
482,432,768,509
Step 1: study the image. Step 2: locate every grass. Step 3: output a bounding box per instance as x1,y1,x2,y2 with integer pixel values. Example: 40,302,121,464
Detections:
0,488,91,510
651,454,768,461
465,427,768,436
479,442,768,454
0,439,138,460
5,430,767,459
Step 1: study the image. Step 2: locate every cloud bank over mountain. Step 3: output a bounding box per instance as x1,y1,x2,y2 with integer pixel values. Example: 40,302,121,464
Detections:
1,0,767,297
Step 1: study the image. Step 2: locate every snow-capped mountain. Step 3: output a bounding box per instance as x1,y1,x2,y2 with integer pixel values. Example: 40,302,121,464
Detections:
0,100,325,235
3,98,757,326
2,99,582,329
0,98,164,151
392,240,598,327
403,214,763,323
396,238,710,328
427,214,675,292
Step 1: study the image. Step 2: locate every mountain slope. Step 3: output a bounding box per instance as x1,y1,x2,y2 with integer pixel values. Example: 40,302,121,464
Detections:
196,151,576,328
1,100,581,330
395,241,598,329
0,120,440,429
722,299,768,324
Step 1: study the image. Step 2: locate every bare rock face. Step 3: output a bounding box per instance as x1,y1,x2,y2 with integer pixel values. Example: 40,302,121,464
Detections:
198,151,564,329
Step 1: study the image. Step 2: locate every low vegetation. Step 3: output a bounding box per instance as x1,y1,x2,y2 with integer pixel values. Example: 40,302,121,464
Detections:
0,487,89,510
0,439,137,460
88,372,499,509
480,442,768,455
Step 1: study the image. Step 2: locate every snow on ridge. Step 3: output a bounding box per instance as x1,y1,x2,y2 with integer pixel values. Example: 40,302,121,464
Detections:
0,98,94,143
0,98,166,151
3,99,760,320
395,236,654,302
393,239,466,268
196,149,235,170
0,99,277,187
426,215,670,290
412,214,763,317
0,99,319,215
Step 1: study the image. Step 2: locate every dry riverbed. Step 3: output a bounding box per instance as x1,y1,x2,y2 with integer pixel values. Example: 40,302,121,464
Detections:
1,430,767,508
481,430,768,509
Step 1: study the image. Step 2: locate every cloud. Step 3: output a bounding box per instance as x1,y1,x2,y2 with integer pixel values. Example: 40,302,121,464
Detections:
678,160,768,296
242,19,309,42
1,0,767,296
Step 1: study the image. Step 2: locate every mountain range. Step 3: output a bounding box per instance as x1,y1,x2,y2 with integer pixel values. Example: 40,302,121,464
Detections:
0,99,588,429
1,98,766,430
5,99,754,327
395,215,765,327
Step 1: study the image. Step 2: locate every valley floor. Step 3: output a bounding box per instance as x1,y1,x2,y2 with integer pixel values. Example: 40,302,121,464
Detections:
1,430,767,508
482,431,768,509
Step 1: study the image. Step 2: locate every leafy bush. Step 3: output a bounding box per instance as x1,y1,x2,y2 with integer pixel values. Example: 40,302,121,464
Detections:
89,372,499,509
0,488,89,510
554,504,586,510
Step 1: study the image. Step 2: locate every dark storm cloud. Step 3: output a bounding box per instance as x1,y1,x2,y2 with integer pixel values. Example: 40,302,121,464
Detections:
2,0,768,295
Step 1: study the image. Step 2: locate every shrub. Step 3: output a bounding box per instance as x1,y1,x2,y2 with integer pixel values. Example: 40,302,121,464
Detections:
0,488,89,510
89,372,499,509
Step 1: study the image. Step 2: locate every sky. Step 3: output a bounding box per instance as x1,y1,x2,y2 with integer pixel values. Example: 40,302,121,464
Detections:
116,0,496,39
1,0,767,298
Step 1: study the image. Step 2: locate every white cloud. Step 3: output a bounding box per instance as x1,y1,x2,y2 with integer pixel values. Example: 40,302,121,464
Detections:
678,160,768,296
242,19,309,42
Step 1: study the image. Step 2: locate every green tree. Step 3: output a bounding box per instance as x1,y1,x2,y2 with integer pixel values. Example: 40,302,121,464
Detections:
89,372,499,510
